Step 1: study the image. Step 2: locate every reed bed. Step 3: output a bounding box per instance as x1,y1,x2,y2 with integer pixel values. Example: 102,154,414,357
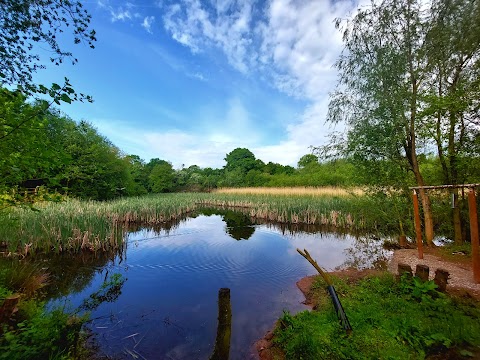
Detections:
214,186,364,197
0,191,397,255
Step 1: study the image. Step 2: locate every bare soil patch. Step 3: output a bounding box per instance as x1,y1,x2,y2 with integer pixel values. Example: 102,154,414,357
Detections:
389,247,480,300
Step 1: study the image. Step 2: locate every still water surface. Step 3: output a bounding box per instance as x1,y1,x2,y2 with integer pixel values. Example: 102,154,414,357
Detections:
55,210,390,359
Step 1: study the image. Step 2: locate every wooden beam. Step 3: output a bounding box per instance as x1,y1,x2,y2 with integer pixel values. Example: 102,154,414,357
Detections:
409,183,480,190
412,190,424,259
468,189,480,284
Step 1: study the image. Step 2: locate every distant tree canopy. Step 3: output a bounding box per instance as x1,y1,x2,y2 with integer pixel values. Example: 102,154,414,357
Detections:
0,88,130,200
224,148,261,174
3,86,476,205
148,160,175,193
297,154,318,168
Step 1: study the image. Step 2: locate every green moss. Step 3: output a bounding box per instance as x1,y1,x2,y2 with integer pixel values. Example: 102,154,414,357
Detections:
274,274,480,360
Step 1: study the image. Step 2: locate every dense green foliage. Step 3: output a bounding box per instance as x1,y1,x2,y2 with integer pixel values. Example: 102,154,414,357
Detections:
275,274,480,360
0,88,132,200
327,0,480,243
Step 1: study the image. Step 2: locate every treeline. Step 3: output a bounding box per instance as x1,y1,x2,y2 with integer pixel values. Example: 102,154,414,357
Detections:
0,87,363,200
2,86,479,202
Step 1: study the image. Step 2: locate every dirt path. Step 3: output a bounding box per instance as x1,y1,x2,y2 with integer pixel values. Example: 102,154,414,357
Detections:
389,248,480,299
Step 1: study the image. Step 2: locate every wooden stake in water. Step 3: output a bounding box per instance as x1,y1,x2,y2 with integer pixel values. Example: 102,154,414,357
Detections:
412,190,424,259
468,188,480,284
210,288,232,360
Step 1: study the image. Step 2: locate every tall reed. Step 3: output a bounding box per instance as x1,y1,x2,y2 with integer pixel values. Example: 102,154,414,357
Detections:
0,190,398,255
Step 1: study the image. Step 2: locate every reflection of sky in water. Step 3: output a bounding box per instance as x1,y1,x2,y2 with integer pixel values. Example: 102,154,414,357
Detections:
62,214,390,360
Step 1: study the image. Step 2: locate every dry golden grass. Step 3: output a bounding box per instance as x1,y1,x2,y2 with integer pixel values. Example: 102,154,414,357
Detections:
213,186,364,197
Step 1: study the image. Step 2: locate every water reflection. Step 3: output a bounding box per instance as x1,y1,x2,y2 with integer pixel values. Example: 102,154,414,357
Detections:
210,288,232,360
23,209,394,360
199,208,255,241
0,250,123,302
342,235,393,270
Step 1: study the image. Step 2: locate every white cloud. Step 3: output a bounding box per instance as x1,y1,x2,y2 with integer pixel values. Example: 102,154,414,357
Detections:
91,97,268,168
93,0,368,167
111,9,132,22
255,0,359,152
141,16,155,34
188,72,207,81
160,0,362,164
163,0,255,73
97,0,141,23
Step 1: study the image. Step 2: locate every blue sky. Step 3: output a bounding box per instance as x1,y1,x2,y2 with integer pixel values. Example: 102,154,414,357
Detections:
36,0,363,169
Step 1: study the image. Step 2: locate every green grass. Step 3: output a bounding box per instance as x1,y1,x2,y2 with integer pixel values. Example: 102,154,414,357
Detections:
0,262,125,360
0,192,408,255
0,263,88,360
274,274,480,360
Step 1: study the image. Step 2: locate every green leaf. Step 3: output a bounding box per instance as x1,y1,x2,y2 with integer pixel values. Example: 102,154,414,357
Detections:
460,350,474,357
60,94,71,104
51,83,61,91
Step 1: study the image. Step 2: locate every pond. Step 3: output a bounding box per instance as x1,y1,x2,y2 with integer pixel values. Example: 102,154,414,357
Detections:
47,209,392,359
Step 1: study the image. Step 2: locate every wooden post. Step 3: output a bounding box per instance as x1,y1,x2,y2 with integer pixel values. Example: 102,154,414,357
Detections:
413,190,424,259
434,269,449,292
210,288,232,360
415,264,429,282
468,188,480,283
0,294,20,323
397,263,413,280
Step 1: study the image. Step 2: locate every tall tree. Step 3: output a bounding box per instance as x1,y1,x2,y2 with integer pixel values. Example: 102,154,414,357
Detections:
59,120,130,200
421,0,480,242
148,160,175,193
297,154,319,169
329,0,436,243
224,148,261,174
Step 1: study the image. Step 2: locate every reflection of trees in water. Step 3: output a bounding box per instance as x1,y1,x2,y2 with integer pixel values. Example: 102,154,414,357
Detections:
34,250,123,301
126,215,188,236
0,248,126,310
197,206,369,239
341,235,393,270
264,222,357,239
120,208,392,278
198,208,256,241
223,211,255,241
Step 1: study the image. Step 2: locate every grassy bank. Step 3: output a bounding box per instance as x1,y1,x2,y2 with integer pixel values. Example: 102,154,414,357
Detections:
273,273,480,360
0,189,407,255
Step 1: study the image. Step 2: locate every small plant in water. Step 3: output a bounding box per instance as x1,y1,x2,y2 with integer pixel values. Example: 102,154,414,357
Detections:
80,273,126,311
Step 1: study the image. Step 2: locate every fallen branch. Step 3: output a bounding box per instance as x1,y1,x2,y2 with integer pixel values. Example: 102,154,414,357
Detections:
297,248,352,334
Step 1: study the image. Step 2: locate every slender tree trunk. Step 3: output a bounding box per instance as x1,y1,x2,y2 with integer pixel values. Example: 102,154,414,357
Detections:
404,0,435,245
452,190,463,244
407,78,434,244
414,173,435,245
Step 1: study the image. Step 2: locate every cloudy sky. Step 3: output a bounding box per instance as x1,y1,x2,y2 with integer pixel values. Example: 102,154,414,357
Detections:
38,0,365,169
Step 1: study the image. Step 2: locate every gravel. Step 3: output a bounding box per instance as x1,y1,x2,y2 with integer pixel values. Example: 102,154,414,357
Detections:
389,249,480,298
